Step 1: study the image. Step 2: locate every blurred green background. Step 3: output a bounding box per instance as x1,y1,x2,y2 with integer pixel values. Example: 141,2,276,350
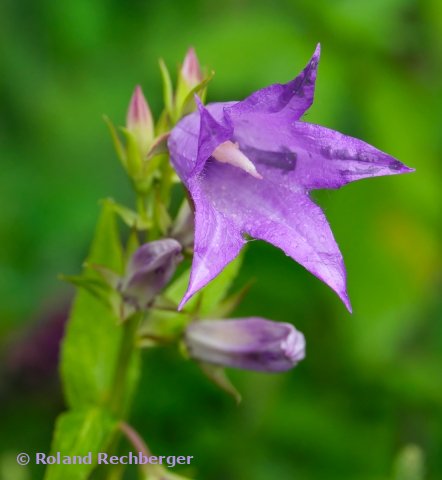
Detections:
0,0,441,479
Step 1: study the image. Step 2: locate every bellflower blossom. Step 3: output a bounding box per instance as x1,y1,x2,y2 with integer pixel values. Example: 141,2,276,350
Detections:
185,318,305,372
168,44,413,311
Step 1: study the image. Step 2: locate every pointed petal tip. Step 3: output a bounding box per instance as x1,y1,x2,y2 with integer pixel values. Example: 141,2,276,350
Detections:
193,93,204,110
335,287,352,313
337,276,352,313
314,43,321,56
178,289,193,311
343,295,353,314
389,161,415,176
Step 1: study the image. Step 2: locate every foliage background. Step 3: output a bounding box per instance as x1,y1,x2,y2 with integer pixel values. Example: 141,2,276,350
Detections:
0,0,441,479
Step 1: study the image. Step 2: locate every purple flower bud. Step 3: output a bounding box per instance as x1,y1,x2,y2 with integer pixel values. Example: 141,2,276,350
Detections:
126,85,154,155
185,318,305,372
119,239,182,309
180,47,203,88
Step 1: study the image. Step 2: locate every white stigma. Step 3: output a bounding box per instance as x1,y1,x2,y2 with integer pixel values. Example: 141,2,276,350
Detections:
211,141,263,179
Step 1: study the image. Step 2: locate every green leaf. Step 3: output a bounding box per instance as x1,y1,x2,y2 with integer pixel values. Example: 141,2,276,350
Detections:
60,202,138,409
44,408,116,480
179,70,215,117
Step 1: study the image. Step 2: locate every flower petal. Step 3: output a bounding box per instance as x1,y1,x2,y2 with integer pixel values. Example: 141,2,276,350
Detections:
121,239,182,309
168,99,235,182
185,317,305,372
193,97,233,176
284,122,414,189
229,120,413,191
227,44,320,122
178,183,245,309
191,159,351,311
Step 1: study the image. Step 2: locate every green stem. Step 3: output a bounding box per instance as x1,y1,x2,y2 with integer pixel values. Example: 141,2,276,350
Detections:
109,314,140,417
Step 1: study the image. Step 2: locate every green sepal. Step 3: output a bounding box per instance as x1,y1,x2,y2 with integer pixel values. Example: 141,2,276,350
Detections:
164,251,244,317
158,59,173,118
43,408,117,480
199,363,241,404
146,132,170,160
133,154,166,196
120,128,143,178
178,70,215,118
103,198,150,230
125,228,140,263
155,109,171,136
138,307,190,347
103,115,126,170
59,273,120,316
209,281,254,318
153,192,172,235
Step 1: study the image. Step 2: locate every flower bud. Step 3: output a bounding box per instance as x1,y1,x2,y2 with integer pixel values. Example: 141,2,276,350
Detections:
174,48,205,120
185,318,305,372
126,85,154,156
180,47,203,89
119,239,182,309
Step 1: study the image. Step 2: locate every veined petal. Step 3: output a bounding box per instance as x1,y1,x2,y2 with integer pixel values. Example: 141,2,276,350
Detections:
287,122,414,189
227,44,320,122
178,183,245,309
194,97,233,176
168,100,235,182
194,159,351,311
230,119,413,191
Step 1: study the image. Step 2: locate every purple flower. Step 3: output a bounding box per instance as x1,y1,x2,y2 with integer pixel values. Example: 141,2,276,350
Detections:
168,44,413,312
185,318,305,372
119,239,182,309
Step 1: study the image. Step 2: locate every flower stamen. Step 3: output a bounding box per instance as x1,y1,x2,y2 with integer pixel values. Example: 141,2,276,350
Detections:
212,141,263,179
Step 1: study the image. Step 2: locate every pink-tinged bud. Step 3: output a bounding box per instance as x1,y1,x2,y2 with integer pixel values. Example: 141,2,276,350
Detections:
181,47,203,88
126,85,154,155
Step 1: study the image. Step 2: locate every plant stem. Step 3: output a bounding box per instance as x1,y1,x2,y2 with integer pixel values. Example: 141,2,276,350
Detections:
109,314,140,417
